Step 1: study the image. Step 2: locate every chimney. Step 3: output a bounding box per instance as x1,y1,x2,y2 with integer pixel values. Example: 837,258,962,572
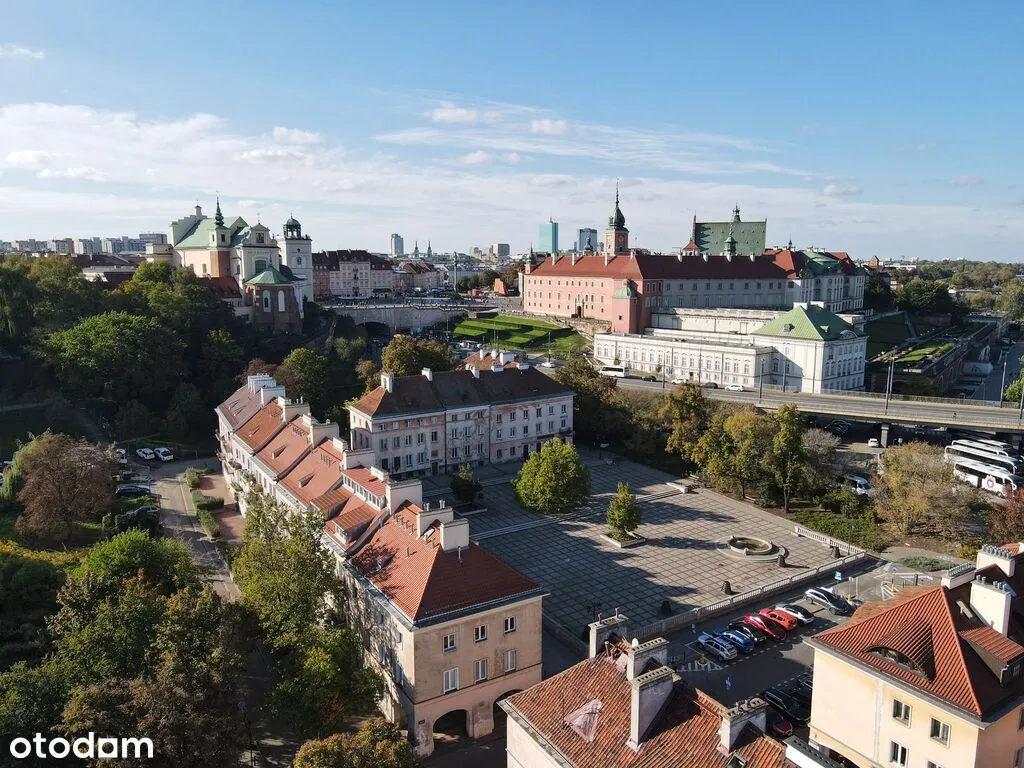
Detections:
439,517,470,552
499,351,516,365
977,544,1016,578
414,499,454,536
258,384,287,405
550,253,556,265
279,397,311,422
604,252,612,266
626,637,670,681
588,614,628,658
467,363,480,379
384,475,423,515
421,367,433,381
381,372,394,393
971,576,1013,635
572,253,579,266
195,204,203,217
626,667,674,751
491,348,499,360
718,697,769,754
942,562,977,590
516,361,531,370
304,415,340,447
702,253,709,262
749,252,756,262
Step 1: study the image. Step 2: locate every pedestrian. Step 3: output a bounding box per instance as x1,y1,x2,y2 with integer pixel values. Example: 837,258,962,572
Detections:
725,676,732,693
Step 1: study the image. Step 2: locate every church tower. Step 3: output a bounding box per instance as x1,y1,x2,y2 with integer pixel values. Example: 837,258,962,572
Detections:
280,214,313,288
603,184,629,256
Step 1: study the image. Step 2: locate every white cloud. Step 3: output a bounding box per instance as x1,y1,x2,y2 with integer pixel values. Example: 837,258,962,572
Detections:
235,147,309,163
823,183,863,197
0,45,44,60
948,175,982,187
505,152,521,164
460,151,492,166
5,149,51,166
38,166,106,182
235,199,265,209
271,126,323,144
427,101,478,125
530,119,569,135
896,143,930,152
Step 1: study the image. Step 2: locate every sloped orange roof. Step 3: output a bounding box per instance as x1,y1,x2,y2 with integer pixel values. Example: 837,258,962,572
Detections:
236,401,285,452
503,654,792,768
351,505,539,623
255,416,311,476
278,439,344,506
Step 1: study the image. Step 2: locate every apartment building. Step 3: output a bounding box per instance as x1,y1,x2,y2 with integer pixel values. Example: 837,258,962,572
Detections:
311,249,395,300
806,543,1024,768
347,363,574,476
215,375,545,758
501,614,808,767
394,260,441,294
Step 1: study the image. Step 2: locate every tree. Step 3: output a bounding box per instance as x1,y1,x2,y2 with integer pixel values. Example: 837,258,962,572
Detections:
294,718,420,768
554,356,619,443
0,432,42,513
862,273,894,311
692,410,774,498
451,463,481,503
660,383,713,464
764,405,806,513
233,493,342,649
16,433,117,545
0,661,71,768
268,626,385,738
1005,373,1024,403
78,531,201,595
27,255,102,331
989,490,1024,544
607,482,640,537
512,439,591,515
998,281,1024,321
801,427,840,497
380,336,455,376
114,400,160,441
0,258,36,345
40,311,186,411
198,328,246,402
356,359,381,394
0,553,66,666
897,278,955,316
277,347,333,415
875,442,974,538
165,381,207,441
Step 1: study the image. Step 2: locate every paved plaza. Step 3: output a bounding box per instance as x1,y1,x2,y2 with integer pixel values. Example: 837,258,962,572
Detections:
437,449,844,638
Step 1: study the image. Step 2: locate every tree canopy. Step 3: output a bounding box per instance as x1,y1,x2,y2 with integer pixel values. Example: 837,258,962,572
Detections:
875,442,975,538
607,482,640,537
380,335,456,376
512,439,591,515
294,718,420,768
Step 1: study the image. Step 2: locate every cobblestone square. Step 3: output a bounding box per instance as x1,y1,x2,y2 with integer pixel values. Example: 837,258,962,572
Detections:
451,449,842,637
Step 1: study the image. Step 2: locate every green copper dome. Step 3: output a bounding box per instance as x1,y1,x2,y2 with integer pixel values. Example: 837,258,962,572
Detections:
285,215,300,227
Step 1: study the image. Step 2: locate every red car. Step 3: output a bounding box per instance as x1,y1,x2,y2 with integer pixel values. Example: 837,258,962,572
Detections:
743,613,785,640
767,711,794,740
759,608,798,632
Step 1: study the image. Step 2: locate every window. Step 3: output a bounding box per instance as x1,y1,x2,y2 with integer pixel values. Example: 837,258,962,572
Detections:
296,256,303,266
443,667,459,694
889,742,908,767
509,411,516,421
450,428,458,440
504,649,517,672
431,430,438,442
504,616,517,634
496,414,502,424
536,408,542,417
496,449,503,459
262,293,271,311
404,435,412,446
417,433,425,444
561,418,567,429
496,429,502,439
549,420,555,432
442,633,457,652
379,439,387,451
929,718,949,745
549,406,554,415
510,446,516,456
392,437,400,449
510,427,516,437
450,447,458,459
927,763,943,768
474,659,488,682
561,404,567,413
892,700,911,724
523,425,529,435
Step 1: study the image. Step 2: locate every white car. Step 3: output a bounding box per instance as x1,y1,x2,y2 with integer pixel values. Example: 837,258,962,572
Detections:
541,360,556,368
114,448,128,465
670,378,685,385
135,447,156,461
867,438,880,448
154,447,174,462
724,384,745,392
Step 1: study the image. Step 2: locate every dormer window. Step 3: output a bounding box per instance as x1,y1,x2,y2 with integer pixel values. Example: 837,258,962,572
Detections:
868,646,928,677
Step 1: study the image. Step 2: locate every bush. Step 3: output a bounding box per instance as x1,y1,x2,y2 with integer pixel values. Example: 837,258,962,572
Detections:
197,508,221,539
792,509,889,551
451,464,481,504
191,490,224,512
183,466,210,490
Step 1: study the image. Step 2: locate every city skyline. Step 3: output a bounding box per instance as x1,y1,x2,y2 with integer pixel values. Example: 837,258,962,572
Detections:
1,1,1023,260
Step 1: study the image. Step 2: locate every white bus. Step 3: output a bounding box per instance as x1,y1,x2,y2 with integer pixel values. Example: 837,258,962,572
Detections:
950,439,1018,460
973,438,1018,453
598,365,627,378
951,458,1023,497
944,445,1023,475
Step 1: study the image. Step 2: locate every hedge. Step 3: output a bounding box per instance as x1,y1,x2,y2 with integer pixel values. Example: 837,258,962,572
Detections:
791,510,889,551
197,508,221,539
191,490,224,512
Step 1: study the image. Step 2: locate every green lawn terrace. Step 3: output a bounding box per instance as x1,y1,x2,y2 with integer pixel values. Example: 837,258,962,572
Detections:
453,315,569,348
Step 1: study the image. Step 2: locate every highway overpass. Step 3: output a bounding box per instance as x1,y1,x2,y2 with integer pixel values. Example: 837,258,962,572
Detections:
611,378,1024,433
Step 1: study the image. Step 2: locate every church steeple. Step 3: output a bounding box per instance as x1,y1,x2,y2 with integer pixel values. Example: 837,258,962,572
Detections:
427,240,432,258
215,196,224,227
732,203,741,223
604,182,629,256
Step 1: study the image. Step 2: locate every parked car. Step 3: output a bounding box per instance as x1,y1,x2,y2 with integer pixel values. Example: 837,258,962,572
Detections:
766,712,794,739
641,375,657,382
114,469,137,483
761,688,810,725
742,613,785,641
759,607,798,631
697,632,738,661
867,437,880,448
774,604,815,626
702,381,719,389
154,447,174,462
792,671,814,695
727,620,767,644
724,384,745,392
135,447,156,461
784,681,812,709
115,484,154,498
712,627,754,653
114,448,128,466
805,587,853,616
670,377,685,385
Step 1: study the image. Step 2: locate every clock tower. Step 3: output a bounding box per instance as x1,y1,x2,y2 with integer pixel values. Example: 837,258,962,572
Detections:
603,184,629,256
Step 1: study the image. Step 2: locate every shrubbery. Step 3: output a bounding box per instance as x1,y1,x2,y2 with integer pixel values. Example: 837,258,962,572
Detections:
792,509,889,551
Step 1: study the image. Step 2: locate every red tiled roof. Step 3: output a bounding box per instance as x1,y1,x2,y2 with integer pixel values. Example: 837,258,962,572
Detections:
812,585,1024,718
255,416,311,476
351,505,539,623
460,350,521,370
340,466,387,498
526,251,790,281
217,382,266,431
321,492,378,538
503,655,792,768
202,275,241,298
279,440,344,508
236,402,286,452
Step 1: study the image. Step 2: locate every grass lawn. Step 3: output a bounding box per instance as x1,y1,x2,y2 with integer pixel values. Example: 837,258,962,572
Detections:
453,314,571,350
896,342,954,364
864,314,911,351
0,512,102,571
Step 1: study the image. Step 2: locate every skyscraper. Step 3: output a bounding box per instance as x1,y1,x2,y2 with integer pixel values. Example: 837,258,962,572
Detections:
491,243,510,259
390,233,404,258
576,228,598,252
538,219,558,254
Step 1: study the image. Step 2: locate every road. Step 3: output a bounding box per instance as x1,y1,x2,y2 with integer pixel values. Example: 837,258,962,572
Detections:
606,376,1024,432
972,341,1024,402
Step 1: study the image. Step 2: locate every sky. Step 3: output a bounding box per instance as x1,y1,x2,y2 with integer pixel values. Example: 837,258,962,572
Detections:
1,0,1023,260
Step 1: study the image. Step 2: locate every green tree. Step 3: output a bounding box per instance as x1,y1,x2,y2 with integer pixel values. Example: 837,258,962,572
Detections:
78,531,201,595
113,400,160,441
198,328,246,402
277,347,333,415
0,258,36,344
1006,373,1024,403
553,356,620,443
0,554,66,666
765,405,806,513
356,359,381,395
875,442,973,538
897,278,955,316
801,427,840,498
512,439,591,515
16,433,117,545
998,281,1024,320
27,255,102,331
40,311,186,411
380,336,455,376
233,493,342,649
0,661,71,768
0,432,42,513
165,381,207,441
692,411,774,498
294,718,420,768
451,463,481,503
862,273,894,311
660,383,713,464
268,626,385,738
607,482,640,537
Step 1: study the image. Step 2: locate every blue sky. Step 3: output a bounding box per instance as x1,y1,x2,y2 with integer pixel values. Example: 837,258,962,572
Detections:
1,0,1022,259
